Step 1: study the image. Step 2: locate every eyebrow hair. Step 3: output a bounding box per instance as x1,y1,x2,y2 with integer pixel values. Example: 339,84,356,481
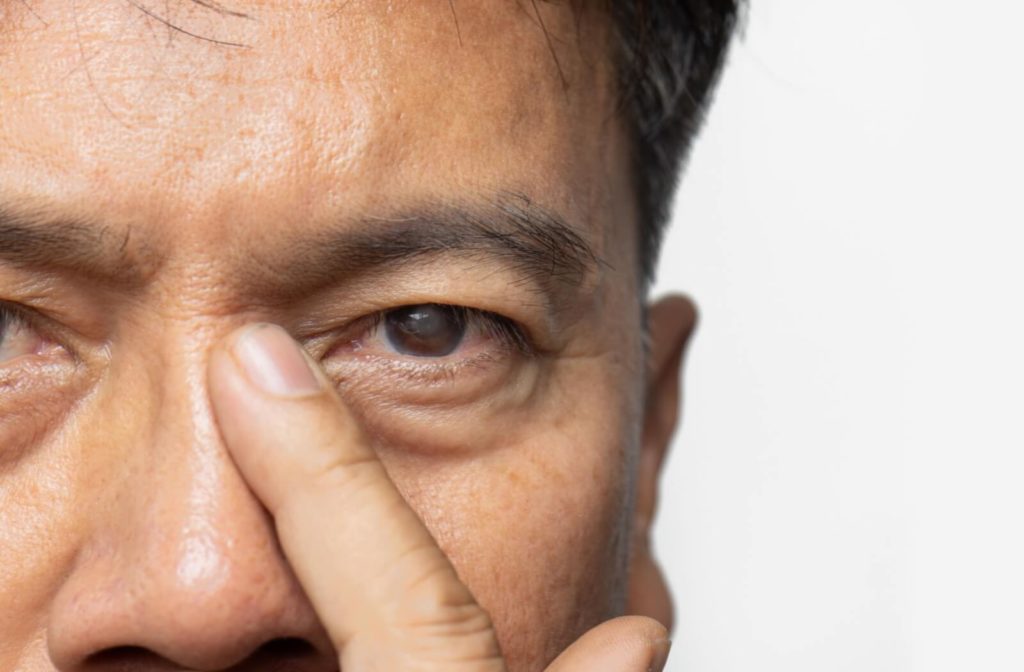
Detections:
252,196,600,299
0,195,600,300
0,206,150,285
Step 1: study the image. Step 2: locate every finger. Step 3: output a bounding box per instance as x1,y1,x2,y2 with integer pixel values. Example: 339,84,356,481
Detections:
544,616,670,672
207,323,505,671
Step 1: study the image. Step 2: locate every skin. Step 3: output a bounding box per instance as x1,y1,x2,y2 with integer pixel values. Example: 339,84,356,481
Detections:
0,1,695,670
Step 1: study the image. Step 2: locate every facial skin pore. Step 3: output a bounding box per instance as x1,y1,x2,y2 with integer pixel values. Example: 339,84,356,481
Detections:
0,2,688,669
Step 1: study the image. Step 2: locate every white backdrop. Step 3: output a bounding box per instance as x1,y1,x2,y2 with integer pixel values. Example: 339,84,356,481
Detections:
652,1,1024,670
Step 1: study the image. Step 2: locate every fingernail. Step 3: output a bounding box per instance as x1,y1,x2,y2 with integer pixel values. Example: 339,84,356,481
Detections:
233,324,322,397
649,638,672,672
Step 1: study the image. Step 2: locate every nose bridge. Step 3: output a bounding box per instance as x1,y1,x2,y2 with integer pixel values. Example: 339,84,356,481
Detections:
135,316,259,584
145,360,259,603
48,318,327,670
149,320,250,578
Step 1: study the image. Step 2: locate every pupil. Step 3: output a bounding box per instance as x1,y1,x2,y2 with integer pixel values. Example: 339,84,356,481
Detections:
384,304,465,357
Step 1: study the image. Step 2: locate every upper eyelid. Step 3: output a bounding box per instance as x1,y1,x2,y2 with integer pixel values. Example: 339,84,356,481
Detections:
0,300,99,366
0,301,69,342
367,305,533,354
0,302,35,332
321,304,532,361
0,303,59,366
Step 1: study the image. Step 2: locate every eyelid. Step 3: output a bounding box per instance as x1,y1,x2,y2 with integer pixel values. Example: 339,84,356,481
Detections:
0,300,77,363
361,304,535,358
316,303,539,394
0,303,43,364
0,301,37,336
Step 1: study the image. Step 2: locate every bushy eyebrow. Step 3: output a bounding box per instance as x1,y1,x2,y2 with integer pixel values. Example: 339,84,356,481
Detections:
0,194,600,300
254,195,600,299
0,207,148,285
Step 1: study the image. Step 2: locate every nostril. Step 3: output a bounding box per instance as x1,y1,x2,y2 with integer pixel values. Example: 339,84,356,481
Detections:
246,638,333,672
82,638,324,670
254,636,318,660
85,646,169,669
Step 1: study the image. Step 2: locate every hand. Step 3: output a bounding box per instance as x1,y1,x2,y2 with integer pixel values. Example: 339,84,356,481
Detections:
207,323,671,671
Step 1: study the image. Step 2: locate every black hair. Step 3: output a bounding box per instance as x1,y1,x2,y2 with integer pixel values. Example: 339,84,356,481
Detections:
611,1,741,286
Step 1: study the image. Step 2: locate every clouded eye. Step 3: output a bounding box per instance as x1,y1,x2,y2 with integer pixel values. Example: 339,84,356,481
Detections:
0,306,48,364
383,304,467,357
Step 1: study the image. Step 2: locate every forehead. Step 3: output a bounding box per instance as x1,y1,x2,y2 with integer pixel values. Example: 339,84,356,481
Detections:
0,1,628,253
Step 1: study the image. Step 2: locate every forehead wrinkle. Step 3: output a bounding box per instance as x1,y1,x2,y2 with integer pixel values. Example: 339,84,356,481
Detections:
1,2,626,302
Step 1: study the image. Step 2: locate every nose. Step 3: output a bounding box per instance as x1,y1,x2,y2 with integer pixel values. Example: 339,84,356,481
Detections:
46,347,336,671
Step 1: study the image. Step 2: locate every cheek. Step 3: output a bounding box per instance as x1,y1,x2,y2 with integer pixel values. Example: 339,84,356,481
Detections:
374,322,646,667
384,418,634,669
0,402,93,669
0,360,101,648
0,360,86,466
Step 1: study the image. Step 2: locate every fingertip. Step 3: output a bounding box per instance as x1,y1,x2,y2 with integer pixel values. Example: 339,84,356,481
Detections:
231,323,325,397
620,615,672,671
649,636,672,672
544,615,671,672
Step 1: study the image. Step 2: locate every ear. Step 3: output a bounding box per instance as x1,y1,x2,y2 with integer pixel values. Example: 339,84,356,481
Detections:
625,294,698,630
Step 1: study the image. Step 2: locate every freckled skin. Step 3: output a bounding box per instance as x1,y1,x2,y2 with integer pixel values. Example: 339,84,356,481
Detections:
0,2,683,670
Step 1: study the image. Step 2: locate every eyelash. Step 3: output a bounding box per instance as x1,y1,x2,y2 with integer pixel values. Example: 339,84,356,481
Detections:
0,303,33,339
0,302,68,367
360,304,535,357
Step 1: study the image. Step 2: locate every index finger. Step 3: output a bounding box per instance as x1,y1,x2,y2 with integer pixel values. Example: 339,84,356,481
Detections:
207,323,506,672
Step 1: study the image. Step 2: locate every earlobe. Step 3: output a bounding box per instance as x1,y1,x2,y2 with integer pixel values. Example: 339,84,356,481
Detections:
625,294,698,630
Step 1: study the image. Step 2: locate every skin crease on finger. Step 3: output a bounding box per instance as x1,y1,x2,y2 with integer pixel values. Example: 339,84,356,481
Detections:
0,1,680,671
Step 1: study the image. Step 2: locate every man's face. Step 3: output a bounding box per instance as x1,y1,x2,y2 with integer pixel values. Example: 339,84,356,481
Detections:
0,2,680,669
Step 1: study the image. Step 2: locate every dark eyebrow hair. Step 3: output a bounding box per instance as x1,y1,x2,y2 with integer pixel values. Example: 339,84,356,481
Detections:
0,206,151,285
0,195,601,300
252,195,601,300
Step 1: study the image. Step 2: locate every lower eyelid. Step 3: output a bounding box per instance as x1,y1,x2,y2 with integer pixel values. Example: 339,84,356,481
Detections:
0,355,80,402
344,345,504,372
323,346,512,393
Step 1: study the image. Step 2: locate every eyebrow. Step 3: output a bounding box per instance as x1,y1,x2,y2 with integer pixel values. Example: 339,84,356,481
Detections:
252,197,600,300
0,195,600,299
0,207,148,285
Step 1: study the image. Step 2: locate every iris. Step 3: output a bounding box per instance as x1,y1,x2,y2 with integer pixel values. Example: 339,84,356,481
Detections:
383,304,467,357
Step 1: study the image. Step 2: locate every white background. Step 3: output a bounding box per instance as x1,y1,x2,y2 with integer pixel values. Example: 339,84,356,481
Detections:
653,1,1024,670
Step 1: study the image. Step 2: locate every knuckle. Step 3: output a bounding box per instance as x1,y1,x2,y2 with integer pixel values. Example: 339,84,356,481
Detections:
271,449,385,525
382,550,505,667
308,450,384,496
395,601,504,668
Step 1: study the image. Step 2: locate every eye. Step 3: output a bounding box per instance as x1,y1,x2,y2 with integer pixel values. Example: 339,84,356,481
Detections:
0,305,50,364
322,303,536,407
335,302,531,364
383,304,467,357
